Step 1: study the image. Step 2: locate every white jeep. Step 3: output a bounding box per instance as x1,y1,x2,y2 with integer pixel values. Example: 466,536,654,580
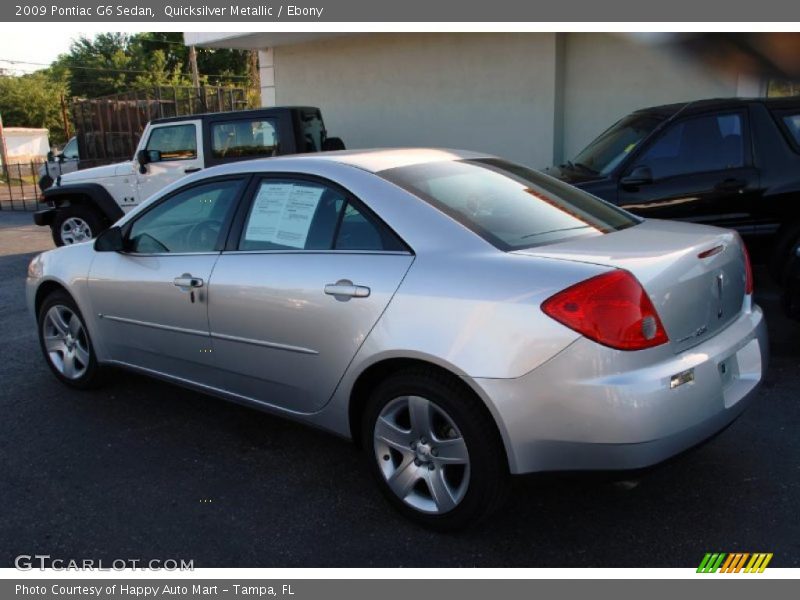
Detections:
35,107,343,246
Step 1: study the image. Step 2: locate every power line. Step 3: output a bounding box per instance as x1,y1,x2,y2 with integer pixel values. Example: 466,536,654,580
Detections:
0,58,252,80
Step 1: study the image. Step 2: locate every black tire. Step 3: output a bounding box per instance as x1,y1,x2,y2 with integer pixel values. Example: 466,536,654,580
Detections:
768,223,800,283
37,290,106,389
51,205,105,247
362,367,510,531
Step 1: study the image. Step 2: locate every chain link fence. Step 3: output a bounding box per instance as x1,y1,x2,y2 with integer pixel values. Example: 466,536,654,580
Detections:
0,161,45,211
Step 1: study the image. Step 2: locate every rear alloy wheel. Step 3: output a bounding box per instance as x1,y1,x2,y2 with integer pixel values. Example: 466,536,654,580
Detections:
374,395,471,514
364,368,509,530
52,206,104,247
37,291,105,389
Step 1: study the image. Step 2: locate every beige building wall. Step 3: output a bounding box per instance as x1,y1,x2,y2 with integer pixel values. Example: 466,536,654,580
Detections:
272,33,561,168
560,33,740,159
187,32,757,169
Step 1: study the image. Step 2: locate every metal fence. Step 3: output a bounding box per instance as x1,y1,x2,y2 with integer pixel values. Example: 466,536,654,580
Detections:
0,160,45,211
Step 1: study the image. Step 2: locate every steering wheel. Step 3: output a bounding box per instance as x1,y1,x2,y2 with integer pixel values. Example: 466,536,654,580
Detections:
187,220,223,249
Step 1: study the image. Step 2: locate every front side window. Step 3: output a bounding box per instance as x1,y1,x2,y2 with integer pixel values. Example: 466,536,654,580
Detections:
635,113,745,179
572,114,663,176
146,124,197,161
61,138,79,160
212,119,279,159
239,179,404,252
127,179,241,254
379,158,639,251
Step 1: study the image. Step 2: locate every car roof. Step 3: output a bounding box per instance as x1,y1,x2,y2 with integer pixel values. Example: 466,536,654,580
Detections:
633,96,800,118
206,148,494,175
150,106,320,125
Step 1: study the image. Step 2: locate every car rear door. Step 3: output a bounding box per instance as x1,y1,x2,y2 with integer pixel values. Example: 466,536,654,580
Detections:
205,175,414,413
88,176,246,382
617,109,760,234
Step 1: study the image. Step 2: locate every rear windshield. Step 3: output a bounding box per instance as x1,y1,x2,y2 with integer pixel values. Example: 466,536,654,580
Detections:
379,158,640,251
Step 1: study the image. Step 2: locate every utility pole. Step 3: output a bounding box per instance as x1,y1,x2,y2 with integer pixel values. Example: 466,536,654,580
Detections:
60,94,71,139
188,45,200,90
0,112,9,176
248,49,260,108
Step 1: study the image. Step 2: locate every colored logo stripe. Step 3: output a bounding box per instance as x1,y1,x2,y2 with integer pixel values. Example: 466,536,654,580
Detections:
697,553,773,573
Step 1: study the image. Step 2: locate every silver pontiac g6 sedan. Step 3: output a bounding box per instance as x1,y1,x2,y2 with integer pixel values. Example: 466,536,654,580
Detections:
27,149,768,529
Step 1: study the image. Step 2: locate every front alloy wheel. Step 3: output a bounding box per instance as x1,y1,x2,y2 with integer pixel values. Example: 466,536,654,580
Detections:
37,291,105,389
42,305,91,380
374,395,470,514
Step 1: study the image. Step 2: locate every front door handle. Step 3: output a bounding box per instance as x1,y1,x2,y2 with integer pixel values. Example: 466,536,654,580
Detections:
324,279,370,299
715,178,747,192
184,167,202,174
173,274,204,288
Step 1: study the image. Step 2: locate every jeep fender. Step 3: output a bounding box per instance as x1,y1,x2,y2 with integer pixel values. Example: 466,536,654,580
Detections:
42,183,124,224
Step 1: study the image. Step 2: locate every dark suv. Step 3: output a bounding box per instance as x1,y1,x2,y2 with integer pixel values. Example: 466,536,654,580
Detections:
546,97,800,280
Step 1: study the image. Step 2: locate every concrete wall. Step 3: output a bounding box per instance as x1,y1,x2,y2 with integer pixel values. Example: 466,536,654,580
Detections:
560,33,740,159
273,33,560,168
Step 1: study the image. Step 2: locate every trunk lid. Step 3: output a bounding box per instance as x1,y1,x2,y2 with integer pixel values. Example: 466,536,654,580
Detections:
516,219,747,353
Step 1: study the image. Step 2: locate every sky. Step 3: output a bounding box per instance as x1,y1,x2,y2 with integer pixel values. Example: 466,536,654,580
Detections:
0,30,90,74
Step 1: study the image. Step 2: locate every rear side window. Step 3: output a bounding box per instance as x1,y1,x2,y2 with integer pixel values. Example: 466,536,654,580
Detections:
297,109,326,152
379,158,639,251
239,179,405,252
212,119,279,159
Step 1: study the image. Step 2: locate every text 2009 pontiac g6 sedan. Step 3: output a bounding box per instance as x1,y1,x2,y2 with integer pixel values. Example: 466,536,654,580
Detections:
27,149,767,529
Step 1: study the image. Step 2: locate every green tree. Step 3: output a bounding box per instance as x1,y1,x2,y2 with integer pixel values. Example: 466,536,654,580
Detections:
53,32,251,98
0,71,69,144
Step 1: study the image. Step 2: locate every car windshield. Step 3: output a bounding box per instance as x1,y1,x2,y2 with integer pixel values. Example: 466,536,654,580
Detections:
379,158,640,251
571,114,664,175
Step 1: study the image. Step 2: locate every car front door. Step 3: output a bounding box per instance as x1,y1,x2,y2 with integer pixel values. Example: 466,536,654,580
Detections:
136,120,203,203
205,176,414,413
88,177,246,382
617,110,760,234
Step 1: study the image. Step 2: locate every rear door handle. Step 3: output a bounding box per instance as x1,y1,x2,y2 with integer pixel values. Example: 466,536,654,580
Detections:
184,167,202,174
324,279,370,299
715,178,747,192
174,274,204,288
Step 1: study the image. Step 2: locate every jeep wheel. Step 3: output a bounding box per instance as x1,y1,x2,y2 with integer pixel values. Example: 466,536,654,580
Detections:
52,206,104,246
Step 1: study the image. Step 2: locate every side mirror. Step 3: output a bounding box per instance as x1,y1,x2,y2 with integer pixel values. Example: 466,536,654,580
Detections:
322,137,346,151
47,151,55,162
136,149,161,173
94,226,125,252
621,165,654,187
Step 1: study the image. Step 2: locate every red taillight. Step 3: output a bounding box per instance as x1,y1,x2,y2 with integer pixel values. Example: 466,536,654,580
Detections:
541,270,669,351
742,241,754,295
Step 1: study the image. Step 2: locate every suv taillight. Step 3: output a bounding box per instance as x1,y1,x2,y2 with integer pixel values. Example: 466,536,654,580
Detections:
541,270,669,351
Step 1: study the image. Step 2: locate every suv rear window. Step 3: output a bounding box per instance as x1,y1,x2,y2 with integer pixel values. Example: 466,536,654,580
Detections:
379,158,639,251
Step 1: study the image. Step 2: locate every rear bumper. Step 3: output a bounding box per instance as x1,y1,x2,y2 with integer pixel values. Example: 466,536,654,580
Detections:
33,209,55,226
475,304,768,474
